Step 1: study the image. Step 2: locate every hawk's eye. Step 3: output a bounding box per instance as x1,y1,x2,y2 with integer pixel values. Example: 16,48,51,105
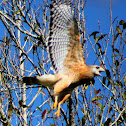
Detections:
96,66,100,69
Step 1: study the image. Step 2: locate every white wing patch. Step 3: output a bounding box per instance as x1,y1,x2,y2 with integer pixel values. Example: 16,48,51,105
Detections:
48,4,74,73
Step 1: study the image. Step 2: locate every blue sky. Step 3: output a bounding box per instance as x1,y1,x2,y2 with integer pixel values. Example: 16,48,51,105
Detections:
0,0,126,46
0,0,126,125
85,0,126,33
85,0,126,72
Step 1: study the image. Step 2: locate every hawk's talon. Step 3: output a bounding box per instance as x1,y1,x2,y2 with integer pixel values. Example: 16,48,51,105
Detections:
54,110,60,117
53,101,57,109
53,96,58,109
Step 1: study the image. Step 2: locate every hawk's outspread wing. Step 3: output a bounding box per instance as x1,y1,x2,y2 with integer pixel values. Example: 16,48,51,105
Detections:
23,1,105,117
48,3,84,73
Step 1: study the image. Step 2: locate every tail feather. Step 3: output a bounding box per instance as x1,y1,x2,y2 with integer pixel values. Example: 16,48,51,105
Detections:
23,77,38,85
23,74,60,88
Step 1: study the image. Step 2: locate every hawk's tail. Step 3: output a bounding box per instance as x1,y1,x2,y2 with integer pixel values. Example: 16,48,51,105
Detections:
23,77,38,85
23,74,60,88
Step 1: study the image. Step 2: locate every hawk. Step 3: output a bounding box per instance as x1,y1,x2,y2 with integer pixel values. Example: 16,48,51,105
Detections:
23,1,104,117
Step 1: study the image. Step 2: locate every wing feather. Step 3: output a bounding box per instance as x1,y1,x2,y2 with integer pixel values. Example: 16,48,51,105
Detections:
48,3,84,73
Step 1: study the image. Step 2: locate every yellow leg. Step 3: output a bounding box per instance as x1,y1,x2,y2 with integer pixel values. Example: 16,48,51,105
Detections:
54,94,71,117
54,102,61,117
53,95,58,110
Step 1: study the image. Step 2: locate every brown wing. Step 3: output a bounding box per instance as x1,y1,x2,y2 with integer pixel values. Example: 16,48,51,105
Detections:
64,20,85,68
48,3,85,73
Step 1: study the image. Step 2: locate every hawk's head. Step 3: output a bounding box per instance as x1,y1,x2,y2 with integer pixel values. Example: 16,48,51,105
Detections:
89,65,105,76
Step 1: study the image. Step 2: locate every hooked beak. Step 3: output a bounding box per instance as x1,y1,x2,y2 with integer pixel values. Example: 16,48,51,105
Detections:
99,67,105,76
99,67,105,72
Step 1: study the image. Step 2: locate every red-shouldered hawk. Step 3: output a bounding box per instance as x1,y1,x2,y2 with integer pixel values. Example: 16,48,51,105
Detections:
23,1,105,117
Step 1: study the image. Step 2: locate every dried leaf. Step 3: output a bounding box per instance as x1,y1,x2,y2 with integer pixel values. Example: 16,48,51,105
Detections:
123,39,126,43
95,36,100,42
84,85,89,90
104,118,111,126
97,34,107,42
124,76,126,86
115,60,119,66
0,72,1,81
8,101,13,118
107,80,110,87
119,20,125,25
101,51,105,55
114,33,119,41
111,55,118,57
90,31,99,39
116,26,122,37
14,108,20,115
116,80,123,87
96,43,101,49
15,10,20,14
37,107,42,112
91,96,102,102
47,109,52,114
0,11,3,14
98,103,102,109
94,89,101,95
42,109,48,119
82,116,86,125
22,105,29,108
19,100,28,108
24,36,28,41
123,91,126,100
116,26,122,34
19,100,23,106
20,59,25,65
113,83,120,86
119,20,126,29
97,114,101,122
19,53,25,58
123,23,126,29
114,48,119,53
81,109,84,114
108,106,112,113
33,45,37,54
106,70,111,79
30,38,34,42
102,77,106,85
